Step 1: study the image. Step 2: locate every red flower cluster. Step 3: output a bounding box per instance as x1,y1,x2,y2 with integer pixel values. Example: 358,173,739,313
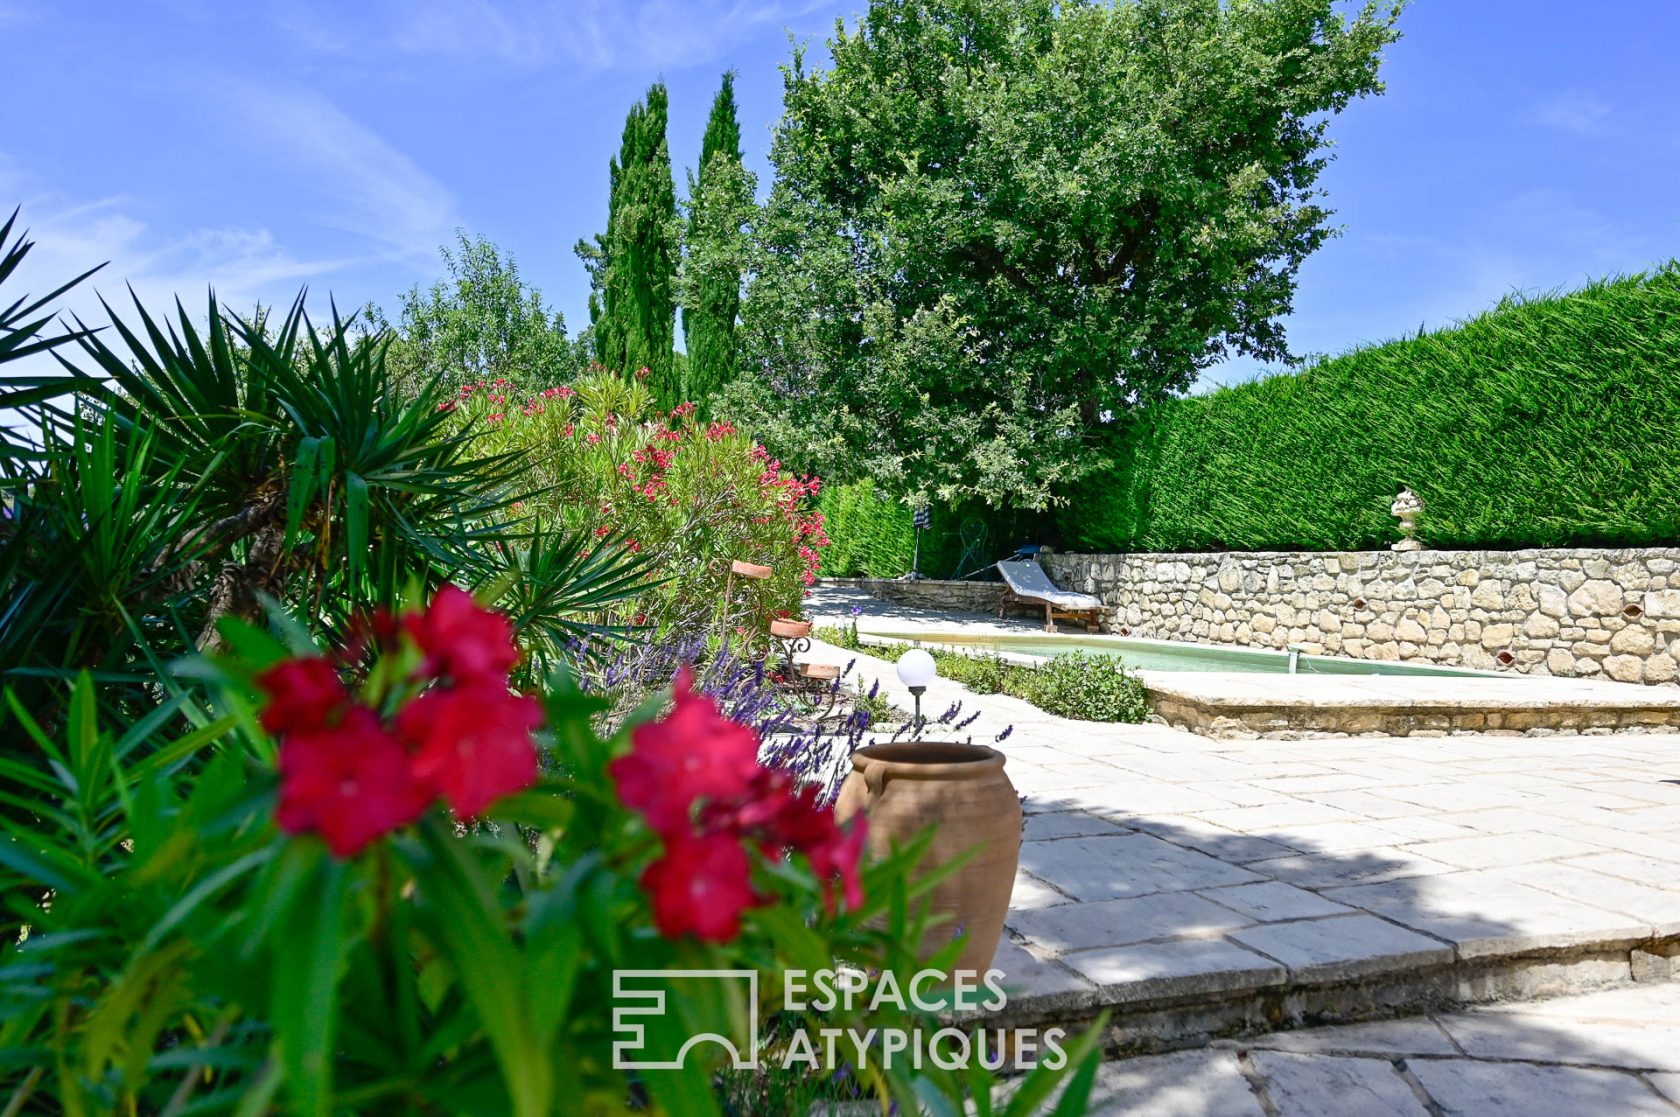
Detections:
610,669,866,942
259,585,540,857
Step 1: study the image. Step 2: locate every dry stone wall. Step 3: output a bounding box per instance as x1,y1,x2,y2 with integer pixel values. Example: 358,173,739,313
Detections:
822,576,1005,615
1040,549,1680,686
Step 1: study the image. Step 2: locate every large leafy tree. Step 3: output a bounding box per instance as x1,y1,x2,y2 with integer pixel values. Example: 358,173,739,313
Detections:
730,0,1402,508
376,231,584,393
680,72,756,413
582,83,678,406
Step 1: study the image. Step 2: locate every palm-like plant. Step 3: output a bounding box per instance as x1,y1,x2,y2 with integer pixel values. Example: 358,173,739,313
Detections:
0,209,645,745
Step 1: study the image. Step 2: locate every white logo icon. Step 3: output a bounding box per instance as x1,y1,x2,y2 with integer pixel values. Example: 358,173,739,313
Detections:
611,969,760,1070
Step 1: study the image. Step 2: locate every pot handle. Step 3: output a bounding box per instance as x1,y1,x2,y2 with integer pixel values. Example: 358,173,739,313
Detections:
864,762,890,799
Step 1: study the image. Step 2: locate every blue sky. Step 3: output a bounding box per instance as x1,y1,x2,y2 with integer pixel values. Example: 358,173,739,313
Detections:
5,0,1677,387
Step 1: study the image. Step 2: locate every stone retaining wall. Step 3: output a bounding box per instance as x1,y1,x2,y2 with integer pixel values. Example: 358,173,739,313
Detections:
1041,548,1680,685
822,576,1004,615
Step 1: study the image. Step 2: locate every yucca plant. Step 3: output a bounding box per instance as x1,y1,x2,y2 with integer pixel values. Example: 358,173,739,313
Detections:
0,209,645,783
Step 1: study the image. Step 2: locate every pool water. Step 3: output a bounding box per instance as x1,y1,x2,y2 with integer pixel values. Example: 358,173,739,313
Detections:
871,632,1483,677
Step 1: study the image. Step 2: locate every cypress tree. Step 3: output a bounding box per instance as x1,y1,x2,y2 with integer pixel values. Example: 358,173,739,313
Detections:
681,72,751,411
581,85,677,399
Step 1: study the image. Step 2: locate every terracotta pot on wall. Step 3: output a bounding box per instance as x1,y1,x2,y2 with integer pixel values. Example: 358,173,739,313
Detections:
835,741,1020,977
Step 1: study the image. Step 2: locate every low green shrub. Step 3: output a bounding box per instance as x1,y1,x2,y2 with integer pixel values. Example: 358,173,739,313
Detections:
812,629,1148,723
941,650,1012,695
1063,265,1680,552
1022,651,1152,722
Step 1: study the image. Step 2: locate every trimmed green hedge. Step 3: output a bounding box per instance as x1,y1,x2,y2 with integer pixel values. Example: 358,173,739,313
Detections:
1063,265,1680,552
816,481,1051,578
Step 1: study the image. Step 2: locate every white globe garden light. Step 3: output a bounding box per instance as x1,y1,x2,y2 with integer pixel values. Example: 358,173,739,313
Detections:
896,649,939,732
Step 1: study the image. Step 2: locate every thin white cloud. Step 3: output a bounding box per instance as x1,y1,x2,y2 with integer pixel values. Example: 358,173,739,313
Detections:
283,0,829,72
0,1,40,28
219,84,458,260
0,158,361,340
1531,90,1613,135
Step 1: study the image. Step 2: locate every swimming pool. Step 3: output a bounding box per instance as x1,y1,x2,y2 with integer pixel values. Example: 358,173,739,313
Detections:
868,631,1487,677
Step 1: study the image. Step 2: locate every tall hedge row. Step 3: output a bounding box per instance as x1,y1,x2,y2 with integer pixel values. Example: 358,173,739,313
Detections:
1062,266,1680,553
816,481,1051,578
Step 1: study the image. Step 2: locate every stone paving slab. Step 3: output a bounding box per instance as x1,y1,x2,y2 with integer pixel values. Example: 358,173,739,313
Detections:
1075,984,1680,1116
1057,938,1288,1004
1322,870,1655,959
1246,1050,1430,1116
1225,913,1453,983
1007,891,1250,954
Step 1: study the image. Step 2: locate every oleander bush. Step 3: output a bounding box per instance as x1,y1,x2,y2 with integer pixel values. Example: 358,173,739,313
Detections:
446,369,826,634
1063,265,1680,553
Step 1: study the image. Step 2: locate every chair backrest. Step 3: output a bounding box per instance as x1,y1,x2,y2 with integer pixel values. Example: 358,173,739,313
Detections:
996,558,1060,598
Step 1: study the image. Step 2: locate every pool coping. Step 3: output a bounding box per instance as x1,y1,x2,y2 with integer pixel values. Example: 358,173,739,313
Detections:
857,628,1507,680
841,626,1680,738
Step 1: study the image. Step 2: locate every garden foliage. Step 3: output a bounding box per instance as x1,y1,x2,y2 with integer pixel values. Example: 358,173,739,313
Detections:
447,370,826,634
729,0,1401,507
1064,266,1680,552
0,590,1103,1114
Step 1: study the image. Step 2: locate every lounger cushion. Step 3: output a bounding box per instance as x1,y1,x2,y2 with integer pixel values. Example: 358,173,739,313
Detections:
996,560,1104,611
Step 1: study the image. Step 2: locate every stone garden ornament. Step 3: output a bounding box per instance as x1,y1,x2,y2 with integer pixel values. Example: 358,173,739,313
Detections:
1391,487,1423,551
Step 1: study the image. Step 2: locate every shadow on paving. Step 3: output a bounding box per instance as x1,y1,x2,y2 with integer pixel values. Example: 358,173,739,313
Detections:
994,802,1680,1115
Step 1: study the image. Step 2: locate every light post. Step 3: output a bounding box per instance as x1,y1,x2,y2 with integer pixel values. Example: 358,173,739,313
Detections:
896,648,938,736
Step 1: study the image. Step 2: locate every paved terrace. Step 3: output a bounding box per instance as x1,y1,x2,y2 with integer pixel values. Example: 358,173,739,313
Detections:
803,586,1680,1050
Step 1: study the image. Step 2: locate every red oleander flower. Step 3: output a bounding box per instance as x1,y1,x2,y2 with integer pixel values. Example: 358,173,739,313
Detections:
258,657,350,734
641,832,759,942
404,583,518,683
808,815,868,914
692,769,868,917
397,682,542,818
275,707,431,857
610,667,760,835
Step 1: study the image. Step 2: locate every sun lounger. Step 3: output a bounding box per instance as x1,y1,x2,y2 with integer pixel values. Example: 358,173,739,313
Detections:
996,559,1107,633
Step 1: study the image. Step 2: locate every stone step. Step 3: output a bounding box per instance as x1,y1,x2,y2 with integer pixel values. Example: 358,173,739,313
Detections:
1144,672,1680,738
983,920,1680,1058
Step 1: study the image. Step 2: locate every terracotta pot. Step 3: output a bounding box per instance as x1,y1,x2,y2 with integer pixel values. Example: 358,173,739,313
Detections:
835,741,1020,976
730,560,774,580
770,618,813,639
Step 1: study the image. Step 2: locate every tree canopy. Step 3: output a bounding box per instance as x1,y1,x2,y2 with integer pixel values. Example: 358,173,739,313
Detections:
382,231,582,392
729,0,1402,508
